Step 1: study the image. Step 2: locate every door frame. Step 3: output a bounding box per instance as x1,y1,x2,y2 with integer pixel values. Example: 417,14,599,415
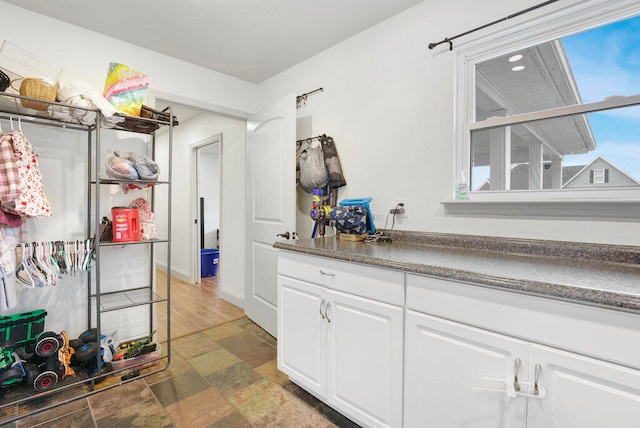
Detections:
190,134,222,283
148,90,251,293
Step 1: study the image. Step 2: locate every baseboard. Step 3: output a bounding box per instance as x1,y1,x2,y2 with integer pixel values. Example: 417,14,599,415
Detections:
155,261,243,309
218,288,244,309
156,262,191,283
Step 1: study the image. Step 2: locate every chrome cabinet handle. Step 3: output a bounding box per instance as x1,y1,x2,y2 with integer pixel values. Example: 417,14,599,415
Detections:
325,302,332,323
534,364,542,396
319,298,326,320
514,358,521,392
319,270,335,276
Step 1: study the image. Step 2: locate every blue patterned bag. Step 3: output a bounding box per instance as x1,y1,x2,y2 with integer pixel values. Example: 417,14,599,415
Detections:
329,205,369,234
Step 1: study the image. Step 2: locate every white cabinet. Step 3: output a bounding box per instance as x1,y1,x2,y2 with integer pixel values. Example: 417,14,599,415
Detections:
527,344,640,428
406,274,640,428
326,287,404,427
404,310,528,428
279,276,325,396
277,252,404,428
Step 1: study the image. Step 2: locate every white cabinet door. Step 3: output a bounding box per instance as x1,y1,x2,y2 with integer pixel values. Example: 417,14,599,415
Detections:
326,289,404,428
527,344,640,428
404,310,529,428
277,276,326,398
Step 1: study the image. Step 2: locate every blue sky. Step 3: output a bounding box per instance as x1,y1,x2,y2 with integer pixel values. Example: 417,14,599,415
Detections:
561,15,640,181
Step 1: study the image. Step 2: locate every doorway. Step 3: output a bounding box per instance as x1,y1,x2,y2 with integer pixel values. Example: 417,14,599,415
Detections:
192,135,221,283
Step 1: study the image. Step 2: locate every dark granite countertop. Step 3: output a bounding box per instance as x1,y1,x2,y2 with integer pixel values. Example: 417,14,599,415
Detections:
274,231,640,313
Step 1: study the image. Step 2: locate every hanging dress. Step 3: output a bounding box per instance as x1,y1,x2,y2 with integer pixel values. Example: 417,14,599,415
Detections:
0,132,22,218
2,131,52,218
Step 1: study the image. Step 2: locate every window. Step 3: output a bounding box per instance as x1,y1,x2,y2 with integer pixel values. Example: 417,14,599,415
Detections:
451,0,640,219
592,169,606,184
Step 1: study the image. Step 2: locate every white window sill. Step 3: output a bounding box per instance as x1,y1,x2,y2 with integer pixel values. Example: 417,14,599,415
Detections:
442,199,640,221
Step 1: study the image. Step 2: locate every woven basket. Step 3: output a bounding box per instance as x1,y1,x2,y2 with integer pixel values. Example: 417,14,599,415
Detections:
10,78,57,111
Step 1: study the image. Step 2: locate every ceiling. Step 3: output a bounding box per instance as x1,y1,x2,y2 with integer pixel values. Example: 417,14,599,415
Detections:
473,40,595,166
3,0,423,83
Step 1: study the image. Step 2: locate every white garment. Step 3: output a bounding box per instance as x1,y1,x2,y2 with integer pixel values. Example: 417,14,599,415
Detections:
51,81,125,126
0,226,20,311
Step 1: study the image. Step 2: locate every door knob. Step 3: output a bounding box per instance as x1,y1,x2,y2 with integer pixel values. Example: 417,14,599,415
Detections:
277,231,290,239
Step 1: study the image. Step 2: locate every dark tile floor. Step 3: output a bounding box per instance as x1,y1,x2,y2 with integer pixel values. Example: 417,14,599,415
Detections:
0,318,361,427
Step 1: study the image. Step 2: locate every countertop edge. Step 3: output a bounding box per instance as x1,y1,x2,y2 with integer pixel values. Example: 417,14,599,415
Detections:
274,240,640,314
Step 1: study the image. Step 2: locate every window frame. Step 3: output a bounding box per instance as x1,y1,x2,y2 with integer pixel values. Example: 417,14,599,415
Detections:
445,0,640,220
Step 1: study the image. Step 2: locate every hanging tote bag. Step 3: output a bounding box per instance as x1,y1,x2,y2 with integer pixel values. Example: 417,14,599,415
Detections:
298,144,329,193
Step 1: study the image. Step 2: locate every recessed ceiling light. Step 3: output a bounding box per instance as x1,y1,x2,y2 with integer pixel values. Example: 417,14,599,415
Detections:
512,65,525,71
509,54,523,62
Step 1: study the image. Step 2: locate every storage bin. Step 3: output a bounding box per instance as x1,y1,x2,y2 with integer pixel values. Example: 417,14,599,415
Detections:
111,344,162,375
0,41,62,111
0,41,62,86
201,248,219,277
0,309,46,350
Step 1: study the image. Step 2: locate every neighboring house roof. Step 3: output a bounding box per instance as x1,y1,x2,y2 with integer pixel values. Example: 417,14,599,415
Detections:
479,156,640,190
563,156,640,188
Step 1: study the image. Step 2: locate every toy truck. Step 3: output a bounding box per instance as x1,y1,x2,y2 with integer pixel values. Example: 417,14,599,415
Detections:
0,310,75,393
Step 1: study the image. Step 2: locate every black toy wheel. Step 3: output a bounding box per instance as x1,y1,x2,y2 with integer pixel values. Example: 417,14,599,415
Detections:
35,332,60,357
24,364,39,386
69,338,84,350
34,371,58,392
75,342,99,362
78,328,98,343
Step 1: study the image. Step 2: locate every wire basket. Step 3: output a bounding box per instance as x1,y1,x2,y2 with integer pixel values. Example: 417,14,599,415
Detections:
10,78,57,111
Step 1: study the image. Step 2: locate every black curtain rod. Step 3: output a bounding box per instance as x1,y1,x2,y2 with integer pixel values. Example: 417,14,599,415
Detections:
296,87,324,107
428,0,560,51
296,134,327,145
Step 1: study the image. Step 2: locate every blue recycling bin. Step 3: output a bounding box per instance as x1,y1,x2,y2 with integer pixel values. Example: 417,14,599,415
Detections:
200,248,219,277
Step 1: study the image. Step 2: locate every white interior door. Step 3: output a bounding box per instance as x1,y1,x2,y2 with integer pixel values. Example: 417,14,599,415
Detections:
246,93,296,337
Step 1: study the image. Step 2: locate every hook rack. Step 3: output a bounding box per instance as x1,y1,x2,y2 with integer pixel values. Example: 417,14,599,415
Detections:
296,87,324,108
428,0,559,51
296,133,327,148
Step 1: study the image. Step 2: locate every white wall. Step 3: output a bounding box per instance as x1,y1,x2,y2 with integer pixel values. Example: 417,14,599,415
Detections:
0,2,256,332
258,0,640,245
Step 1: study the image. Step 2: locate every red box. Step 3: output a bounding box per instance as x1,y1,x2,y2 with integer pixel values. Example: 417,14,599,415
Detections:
111,207,141,242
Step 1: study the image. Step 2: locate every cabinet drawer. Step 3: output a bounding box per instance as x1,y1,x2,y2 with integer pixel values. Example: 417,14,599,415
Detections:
407,274,640,370
278,251,404,306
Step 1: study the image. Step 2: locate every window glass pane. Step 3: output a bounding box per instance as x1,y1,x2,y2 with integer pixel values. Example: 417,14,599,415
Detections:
470,14,640,193
471,107,640,191
474,15,640,120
